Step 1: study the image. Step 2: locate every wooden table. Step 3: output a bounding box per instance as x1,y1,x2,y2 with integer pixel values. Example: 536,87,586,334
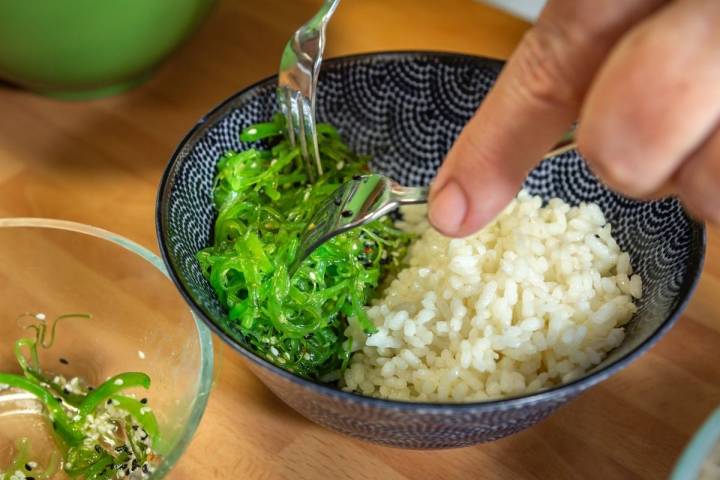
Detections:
0,1,718,478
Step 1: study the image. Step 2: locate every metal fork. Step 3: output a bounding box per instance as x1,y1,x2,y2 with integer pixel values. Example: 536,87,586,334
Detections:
277,0,341,183
290,135,578,274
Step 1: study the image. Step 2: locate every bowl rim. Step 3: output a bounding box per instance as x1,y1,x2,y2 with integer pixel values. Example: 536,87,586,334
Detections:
0,217,215,477
156,50,706,413
671,407,720,480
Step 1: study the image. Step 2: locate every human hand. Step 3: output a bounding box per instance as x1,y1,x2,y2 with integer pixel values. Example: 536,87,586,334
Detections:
428,0,720,237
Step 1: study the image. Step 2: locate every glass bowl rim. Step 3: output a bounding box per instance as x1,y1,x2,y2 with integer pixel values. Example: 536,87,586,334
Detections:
671,407,720,480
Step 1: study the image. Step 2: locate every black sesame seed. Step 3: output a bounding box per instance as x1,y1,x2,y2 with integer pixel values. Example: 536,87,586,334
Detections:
333,197,342,206
59,358,69,365
341,210,352,218
140,398,148,404
142,464,150,474
95,445,102,453
52,421,58,430
125,469,130,476
26,477,35,480
87,386,94,391
132,459,139,470
107,399,113,405
62,388,70,395
24,463,32,471
352,175,362,181
54,396,62,402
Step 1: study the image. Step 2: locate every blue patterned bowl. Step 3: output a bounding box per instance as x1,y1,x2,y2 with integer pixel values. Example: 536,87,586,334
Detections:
156,52,705,449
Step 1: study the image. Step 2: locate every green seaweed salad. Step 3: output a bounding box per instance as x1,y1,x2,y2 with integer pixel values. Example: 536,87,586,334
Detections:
197,115,413,380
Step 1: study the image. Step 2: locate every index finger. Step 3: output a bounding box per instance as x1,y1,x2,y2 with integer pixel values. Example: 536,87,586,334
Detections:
428,0,665,237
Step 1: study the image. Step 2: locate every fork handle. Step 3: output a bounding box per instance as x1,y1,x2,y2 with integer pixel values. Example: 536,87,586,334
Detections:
306,0,341,33
390,133,576,207
391,184,429,205
545,129,576,158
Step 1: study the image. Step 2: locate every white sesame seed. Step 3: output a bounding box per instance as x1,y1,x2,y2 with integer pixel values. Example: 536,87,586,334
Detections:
247,128,257,135
35,313,46,320
270,346,279,356
114,379,124,386
138,350,146,360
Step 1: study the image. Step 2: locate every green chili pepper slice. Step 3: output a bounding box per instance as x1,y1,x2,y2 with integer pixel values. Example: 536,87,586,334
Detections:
110,395,160,447
78,372,151,417
0,373,83,445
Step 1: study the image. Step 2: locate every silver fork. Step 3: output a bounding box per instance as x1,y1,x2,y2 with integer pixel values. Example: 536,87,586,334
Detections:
290,136,578,274
277,0,341,183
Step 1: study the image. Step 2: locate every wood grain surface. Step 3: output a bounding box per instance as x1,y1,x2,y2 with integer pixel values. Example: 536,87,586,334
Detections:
0,1,717,478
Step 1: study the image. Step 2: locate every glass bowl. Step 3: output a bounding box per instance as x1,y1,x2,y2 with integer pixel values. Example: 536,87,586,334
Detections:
672,408,720,480
0,218,214,478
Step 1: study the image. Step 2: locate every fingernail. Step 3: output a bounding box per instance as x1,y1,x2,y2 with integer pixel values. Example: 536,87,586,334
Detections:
428,180,467,235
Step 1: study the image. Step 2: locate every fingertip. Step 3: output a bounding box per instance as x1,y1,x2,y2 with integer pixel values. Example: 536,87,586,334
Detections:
429,176,518,238
428,180,468,237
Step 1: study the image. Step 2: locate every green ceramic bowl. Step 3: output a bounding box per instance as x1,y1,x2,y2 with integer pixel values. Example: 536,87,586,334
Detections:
0,0,216,100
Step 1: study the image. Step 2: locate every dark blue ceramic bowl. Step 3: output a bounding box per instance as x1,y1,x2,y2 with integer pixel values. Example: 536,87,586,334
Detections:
156,51,705,449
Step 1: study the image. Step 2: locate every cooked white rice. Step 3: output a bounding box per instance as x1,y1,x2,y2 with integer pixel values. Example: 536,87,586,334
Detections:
343,191,642,402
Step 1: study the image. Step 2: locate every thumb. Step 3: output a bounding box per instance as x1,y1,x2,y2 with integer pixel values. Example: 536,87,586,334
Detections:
428,0,665,237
